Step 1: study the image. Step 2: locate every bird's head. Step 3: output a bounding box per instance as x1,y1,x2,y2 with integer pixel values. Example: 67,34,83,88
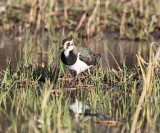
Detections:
62,35,75,51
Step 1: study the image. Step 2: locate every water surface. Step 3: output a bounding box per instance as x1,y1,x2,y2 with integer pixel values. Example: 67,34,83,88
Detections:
0,38,22,70
0,33,150,71
0,33,158,132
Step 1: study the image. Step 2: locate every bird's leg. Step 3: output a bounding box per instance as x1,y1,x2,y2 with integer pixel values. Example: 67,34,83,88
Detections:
74,71,77,79
73,72,79,84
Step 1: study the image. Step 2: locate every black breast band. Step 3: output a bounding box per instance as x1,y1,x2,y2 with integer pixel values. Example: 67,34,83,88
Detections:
61,50,77,65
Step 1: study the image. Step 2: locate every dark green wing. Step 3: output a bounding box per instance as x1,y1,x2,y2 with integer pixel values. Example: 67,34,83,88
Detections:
77,46,101,66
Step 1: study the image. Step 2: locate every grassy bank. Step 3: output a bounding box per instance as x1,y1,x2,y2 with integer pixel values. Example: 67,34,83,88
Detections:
0,35,160,132
0,0,160,132
0,0,160,40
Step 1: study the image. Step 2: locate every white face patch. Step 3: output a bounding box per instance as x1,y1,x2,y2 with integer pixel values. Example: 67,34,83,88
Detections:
64,50,69,57
63,40,74,51
67,45,74,51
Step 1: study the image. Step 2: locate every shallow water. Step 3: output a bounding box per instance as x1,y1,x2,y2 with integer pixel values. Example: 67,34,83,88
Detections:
0,33,151,71
0,38,22,70
0,33,159,132
83,33,150,69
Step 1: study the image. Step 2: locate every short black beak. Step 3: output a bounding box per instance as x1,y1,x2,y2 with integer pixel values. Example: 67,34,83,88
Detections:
60,46,63,50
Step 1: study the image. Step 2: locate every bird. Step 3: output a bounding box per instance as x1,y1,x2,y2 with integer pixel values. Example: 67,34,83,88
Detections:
61,35,101,77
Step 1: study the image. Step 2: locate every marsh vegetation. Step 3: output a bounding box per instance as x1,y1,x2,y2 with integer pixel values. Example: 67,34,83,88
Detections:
0,0,160,132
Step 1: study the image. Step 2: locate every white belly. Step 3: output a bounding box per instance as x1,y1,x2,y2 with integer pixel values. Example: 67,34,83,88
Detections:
64,55,92,75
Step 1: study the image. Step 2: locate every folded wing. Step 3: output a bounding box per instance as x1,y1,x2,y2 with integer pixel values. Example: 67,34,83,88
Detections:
77,46,101,66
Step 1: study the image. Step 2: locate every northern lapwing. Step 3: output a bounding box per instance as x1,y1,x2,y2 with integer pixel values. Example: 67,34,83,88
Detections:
61,35,101,77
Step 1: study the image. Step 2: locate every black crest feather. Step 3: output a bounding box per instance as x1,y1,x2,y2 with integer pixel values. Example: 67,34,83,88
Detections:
62,35,73,45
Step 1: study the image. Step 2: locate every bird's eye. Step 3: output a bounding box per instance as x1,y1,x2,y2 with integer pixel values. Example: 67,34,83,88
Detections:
67,43,70,45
